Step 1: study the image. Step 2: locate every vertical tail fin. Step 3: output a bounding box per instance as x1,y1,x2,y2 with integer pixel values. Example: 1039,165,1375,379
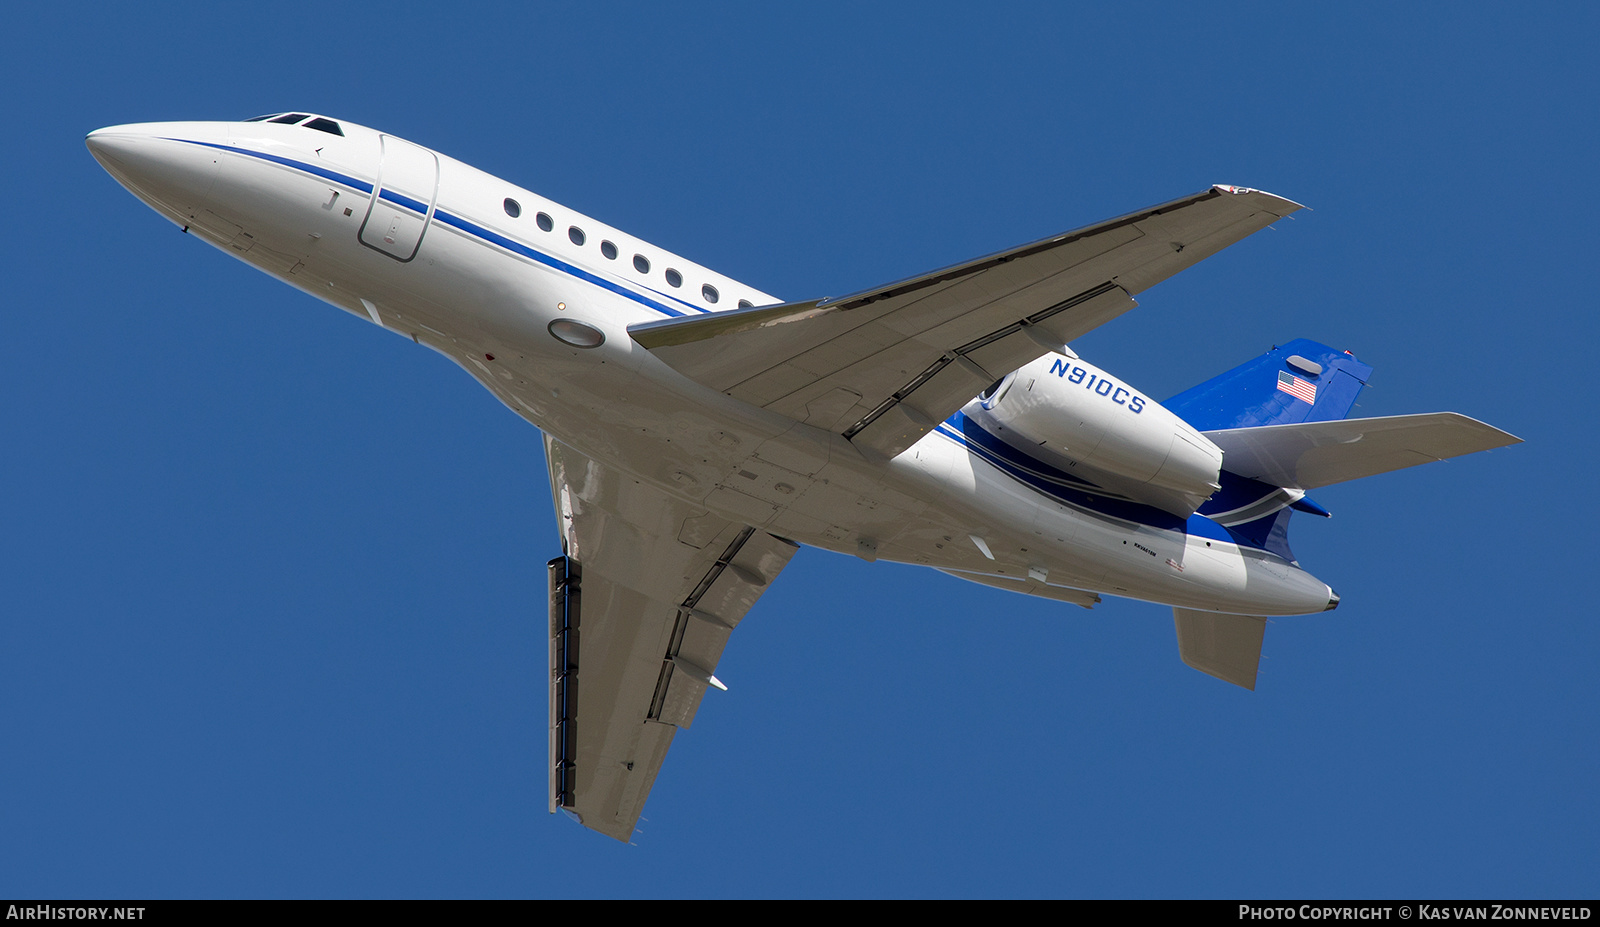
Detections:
1179,339,1371,563
1165,339,1373,431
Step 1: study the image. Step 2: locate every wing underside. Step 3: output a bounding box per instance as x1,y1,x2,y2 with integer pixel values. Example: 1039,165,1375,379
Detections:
544,436,798,842
631,186,1303,458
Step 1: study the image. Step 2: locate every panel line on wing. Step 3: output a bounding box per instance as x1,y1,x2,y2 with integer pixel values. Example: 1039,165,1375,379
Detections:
647,526,758,722
842,281,1122,440
819,190,1222,312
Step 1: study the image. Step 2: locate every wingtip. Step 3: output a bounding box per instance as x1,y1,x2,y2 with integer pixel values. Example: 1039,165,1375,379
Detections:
1438,411,1525,448
1212,184,1308,213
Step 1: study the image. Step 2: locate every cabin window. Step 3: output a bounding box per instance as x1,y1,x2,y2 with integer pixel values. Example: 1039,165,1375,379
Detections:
503,198,522,218
600,240,618,260
302,118,344,136
536,212,554,232
702,284,719,304
633,254,650,274
664,268,683,288
568,226,586,246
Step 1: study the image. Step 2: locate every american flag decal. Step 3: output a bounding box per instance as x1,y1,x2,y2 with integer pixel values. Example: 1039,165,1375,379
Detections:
1277,370,1317,404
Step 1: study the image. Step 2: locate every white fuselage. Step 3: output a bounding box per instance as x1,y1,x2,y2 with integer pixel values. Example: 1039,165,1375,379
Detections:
87,116,1337,618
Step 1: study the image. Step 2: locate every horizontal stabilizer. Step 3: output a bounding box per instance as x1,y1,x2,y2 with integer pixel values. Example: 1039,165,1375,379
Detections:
1204,413,1521,490
1173,608,1267,690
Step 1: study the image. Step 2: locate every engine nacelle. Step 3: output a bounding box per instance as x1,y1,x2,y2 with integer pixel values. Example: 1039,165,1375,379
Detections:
979,353,1223,512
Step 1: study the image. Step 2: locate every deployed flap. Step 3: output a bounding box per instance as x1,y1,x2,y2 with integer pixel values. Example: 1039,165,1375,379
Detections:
1204,412,1521,490
544,436,799,842
631,186,1301,458
1173,608,1267,690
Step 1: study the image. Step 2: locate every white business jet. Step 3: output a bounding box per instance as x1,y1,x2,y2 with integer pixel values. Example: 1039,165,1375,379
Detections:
87,113,1519,842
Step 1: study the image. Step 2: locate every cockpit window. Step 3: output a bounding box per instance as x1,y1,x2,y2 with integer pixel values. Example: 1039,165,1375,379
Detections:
245,114,283,122
269,113,310,124
302,117,344,136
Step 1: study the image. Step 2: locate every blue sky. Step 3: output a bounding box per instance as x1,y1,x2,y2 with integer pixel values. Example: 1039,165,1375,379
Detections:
2,2,1595,898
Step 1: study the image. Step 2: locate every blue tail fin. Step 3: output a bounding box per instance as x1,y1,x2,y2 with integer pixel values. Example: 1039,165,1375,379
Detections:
1165,338,1373,431
1177,339,1373,563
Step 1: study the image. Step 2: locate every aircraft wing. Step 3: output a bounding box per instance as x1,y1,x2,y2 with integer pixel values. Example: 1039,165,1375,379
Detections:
544,436,799,842
631,185,1301,458
1204,413,1523,490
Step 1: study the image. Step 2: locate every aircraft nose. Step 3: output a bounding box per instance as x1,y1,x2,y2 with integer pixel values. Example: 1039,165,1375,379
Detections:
86,124,161,173
87,123,223,220
1325,588,1340,611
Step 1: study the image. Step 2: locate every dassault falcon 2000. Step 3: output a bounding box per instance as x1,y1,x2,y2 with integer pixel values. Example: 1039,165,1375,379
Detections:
88,112,1519,842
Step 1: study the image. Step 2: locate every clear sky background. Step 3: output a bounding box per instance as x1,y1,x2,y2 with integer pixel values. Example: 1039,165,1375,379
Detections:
2,2,1595,899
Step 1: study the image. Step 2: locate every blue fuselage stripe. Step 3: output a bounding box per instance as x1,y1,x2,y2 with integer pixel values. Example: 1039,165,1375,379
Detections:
428,211,692,318
181,139,1263,552
173,138,705,319
938,412,1254,550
